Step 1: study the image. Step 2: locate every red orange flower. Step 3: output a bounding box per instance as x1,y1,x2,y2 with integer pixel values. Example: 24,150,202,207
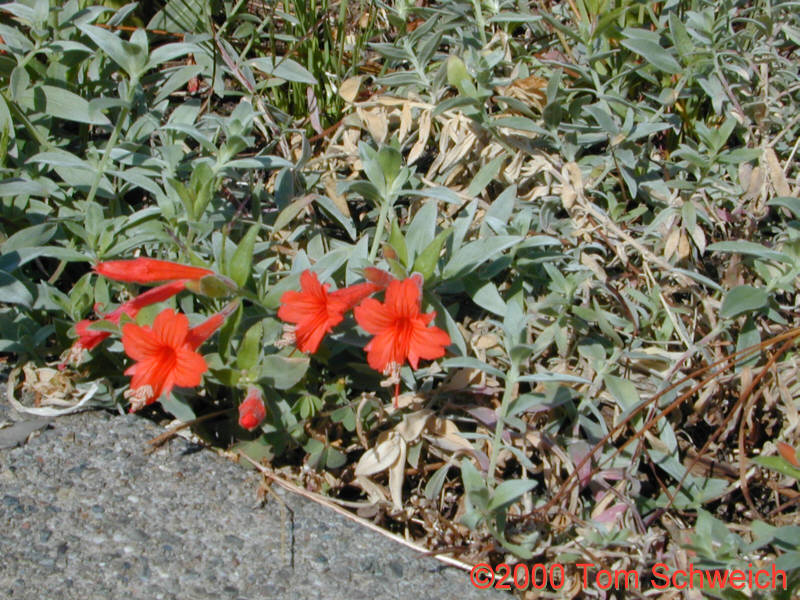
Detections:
239,387,266,431
63,280,187,366
121,308,226,412
95,258,214,284
353,276,450,404
277,270,379,353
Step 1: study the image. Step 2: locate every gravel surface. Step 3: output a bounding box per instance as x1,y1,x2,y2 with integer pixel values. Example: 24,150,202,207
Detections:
0,403,499,600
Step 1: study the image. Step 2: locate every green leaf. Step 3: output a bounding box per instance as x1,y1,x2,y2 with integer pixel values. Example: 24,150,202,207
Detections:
751,456,800,481
460,457,489,513
768,196,800,219
487,479,538,512
668,12,694,58
442,236,521,279
146,42,200,70
405,201,437,263
160,394,196,422
32,85,111,125
258,355,309,390
78,24,147,79
735,316,761,371
388,219,409,266
228,224,260,288
620,36,682,74
1,223,56,252
467,280,506,317
27,150,91,170
466,155,504,197
148,0,207,32
424,461,454,501
273,195,314,233
720,285,768,319
708,241,792,263
236,321,263,371
412,228,451,280
604,374,641,413
0,270,33,308
376,145,402,190
517,372,590,384
248,57,317,84
491,116,546,135
441,357,506,379
358,142,386,198
446,56,472,95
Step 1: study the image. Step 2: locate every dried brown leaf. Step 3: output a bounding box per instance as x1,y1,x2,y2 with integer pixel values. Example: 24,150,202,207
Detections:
339,76,363,103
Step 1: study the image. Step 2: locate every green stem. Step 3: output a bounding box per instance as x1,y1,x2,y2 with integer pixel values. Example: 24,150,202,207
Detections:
85,76,138,208
472,0,487,45
368,195,392,263
487,363,518,489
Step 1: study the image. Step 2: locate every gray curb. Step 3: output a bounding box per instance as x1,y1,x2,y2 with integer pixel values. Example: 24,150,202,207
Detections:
0,406,500,600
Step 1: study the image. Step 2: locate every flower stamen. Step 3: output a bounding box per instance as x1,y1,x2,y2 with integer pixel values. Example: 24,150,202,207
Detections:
275,324,297,349
124,385,154,413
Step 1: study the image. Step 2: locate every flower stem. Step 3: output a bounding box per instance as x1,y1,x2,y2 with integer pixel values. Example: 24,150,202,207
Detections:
487,363,518,489
85,76,138,209
368,194,392,263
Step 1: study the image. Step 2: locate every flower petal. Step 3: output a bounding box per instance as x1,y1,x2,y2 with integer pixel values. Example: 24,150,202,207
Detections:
407,320,450,368
353,298,394,334
95,258,213,283
277,290,325,323
127,354,172,400
239,388,266,430
124,280,186,313
295,310,341,353
364,329,400,373
122,322,159,361
74,319,110,351
329,282,380,311
172,346,207,388
153,309,189,348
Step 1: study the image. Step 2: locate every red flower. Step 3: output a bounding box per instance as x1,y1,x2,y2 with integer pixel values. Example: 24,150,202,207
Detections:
95,258,213,284
239,387,266,431
121,308,224,411
277,270,379,353
353,276,450,404
63,280,187,366
185,301,239,349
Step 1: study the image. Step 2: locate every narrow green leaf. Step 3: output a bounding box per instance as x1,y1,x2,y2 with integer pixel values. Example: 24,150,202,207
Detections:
467,280,506,317
236,321,263,370
248,57,317,84
442,236,521,279
751,456,800,481
621,37,682,74
487,479,538,512
441,357,506,379
0,270,33,308
229,224,260,288
721,285,768,318
708,241,792,263
735,316,761,371
412,228,451,280
79,24,147,78
604,374,640,412
33,85,111,125
388,219,409,267
466,155,504,197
